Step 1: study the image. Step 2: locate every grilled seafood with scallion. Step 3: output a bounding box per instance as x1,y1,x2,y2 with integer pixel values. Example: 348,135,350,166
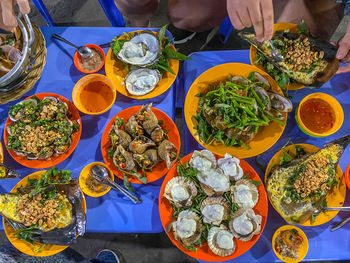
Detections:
6,96,80,160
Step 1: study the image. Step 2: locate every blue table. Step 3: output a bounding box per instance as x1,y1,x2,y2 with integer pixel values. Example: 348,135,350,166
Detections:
179,50,350,262
0,27,176,233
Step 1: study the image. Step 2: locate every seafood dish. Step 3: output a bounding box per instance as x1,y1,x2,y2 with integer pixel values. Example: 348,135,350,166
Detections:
108,103,178,184
164,150,264,257
274,228,304,260
78,47,104,72
240,22,339,88
194,72,292,149
0,27,23,78
2,168,86,247
111,25,189,96
266,136,350,224
0,163,20,179
6,95,80,160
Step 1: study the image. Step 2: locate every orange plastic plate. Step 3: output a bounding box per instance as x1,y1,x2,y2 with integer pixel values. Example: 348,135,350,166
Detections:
265,143,346,226
104,30,179,100
101,105,181,184
159,153,268,262
4,93,82,169
184,63,287,159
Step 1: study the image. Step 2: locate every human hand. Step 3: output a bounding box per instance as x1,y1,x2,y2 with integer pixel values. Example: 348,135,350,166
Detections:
336,23,350,74
226,0,274,42
0,0,30,31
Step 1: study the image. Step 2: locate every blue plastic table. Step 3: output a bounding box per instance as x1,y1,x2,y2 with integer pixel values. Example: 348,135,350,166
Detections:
0,27,176,233
179,50,350,262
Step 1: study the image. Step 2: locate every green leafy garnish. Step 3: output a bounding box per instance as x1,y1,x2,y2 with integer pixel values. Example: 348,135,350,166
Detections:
123,174,134,192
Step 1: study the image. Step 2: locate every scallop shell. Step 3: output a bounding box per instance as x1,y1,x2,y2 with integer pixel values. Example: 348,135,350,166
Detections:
172,210,202,246
231,179,259,209
229,208,262,241
207,225,235,257
217,153,243,181
164,176,197,208
197,169,230,196
200,196,230,225
189,150,217,173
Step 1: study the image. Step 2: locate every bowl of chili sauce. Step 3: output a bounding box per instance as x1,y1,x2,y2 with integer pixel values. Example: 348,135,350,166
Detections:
295,93,343,137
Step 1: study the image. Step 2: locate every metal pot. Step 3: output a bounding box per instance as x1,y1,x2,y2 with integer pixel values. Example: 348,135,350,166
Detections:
0,14,35,88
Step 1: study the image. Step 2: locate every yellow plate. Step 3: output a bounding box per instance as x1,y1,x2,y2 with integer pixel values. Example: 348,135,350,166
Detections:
272,225,308,263
184,63,287,159
250,22,305,90
79,162,114,197
0,142,3,163
105,30,179,100
3,171,86,257
265,144,346,226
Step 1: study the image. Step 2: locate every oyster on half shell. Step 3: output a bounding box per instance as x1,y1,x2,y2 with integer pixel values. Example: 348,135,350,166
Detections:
231,179,259,209
125,68,161,96
229,208,262,241
200,196,230,225
207,225,235,257
163,176,197,208
117,31,161,67
172,210,202,246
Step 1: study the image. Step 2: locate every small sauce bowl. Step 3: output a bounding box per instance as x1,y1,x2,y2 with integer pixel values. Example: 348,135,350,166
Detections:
272,225,308,263
74,44,105,74
72,74,116,115
79,162,114,197
345,164,350,191
295,92,343,137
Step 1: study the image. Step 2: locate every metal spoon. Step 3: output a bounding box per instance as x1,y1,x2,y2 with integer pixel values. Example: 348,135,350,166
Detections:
268,40,284,62
313,206,350,216
52,33,93,59
91,165,142,204
331,216,350,232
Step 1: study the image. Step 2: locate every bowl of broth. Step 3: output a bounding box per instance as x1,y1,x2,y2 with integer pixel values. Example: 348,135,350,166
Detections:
72,74,116,115
295,92,343,137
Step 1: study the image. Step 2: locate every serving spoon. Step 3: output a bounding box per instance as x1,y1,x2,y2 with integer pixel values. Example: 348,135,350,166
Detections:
313,206,350,216
52,34,93,59
268,40,284,62
91,165,142,204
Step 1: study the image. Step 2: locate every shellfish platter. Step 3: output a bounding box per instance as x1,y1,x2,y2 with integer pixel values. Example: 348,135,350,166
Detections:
101,104,181,184
159,150,268,261
3,93,82,169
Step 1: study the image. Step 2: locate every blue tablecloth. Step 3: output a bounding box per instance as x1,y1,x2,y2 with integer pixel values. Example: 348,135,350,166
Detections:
0,27,176,233
179,50,350,262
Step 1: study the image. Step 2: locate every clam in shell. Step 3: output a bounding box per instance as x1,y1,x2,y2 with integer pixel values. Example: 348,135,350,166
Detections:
129,135,156,154
189,150,217,173
231,179,259,209
125,68,161,96
158,139,178,169
151,125,168,144
172,210,202,246
229,208,262,241
113,145,136,171
163,176,197,208
135,103,159,134
217,153,243,181
125,115,144,138
109,125,132,148
133,149,159,169
197,169,230,196
207,225,235,257
200,196,230,225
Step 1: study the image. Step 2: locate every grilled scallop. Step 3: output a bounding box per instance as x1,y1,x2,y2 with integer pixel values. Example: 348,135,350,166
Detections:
231,179,259,209
217,153,243,181
172,210,202,246
163,176,197,208
197,169,230,196
200,196,230,225
207,225,235,257
229,208,262,241
189,150,217,173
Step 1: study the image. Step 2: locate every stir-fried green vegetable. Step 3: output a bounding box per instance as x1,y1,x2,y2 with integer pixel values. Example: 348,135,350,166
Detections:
193,73,286,149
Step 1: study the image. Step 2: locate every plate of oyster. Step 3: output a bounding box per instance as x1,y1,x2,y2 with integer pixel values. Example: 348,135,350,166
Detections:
105,26,189,99
185,63,291,159
101,103,180,184
4,93,82,169
159,150,268,261
265,136,349,226
2,168,86,256
241,22,339,90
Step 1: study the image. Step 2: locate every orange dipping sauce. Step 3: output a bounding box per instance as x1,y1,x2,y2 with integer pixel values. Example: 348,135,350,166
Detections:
79,81,113,113
300,98,335,134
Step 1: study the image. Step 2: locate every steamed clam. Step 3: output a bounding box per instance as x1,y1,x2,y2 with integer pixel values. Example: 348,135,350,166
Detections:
268,92,293,112
172,210,202,246
129,135,156,154
109,126,132,148
229,208,262,241
125,115,144,137
231,179,259,209
200,196,230,225
125,68,161,96
113,145,136,171
207,225,235,257
163,176,197,208
151,125,168,144
9,98,37,122
135,103,158,134
158,139,178,169
133,149,159,169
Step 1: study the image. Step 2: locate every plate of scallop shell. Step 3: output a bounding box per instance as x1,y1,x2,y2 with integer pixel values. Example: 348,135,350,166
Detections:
159,150,268,261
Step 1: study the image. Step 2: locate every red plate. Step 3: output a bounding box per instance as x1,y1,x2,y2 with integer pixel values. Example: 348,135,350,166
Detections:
101,105,181,184
4,93,82,169
159,152,268,262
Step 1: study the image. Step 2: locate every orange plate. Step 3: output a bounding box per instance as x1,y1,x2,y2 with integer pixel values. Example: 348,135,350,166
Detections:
159,153,268,262
74,44,106,74
184,63,287,159
250,22,305,90
265,144,346,226
4,93,82,169
0,142,3,163
3,171,86,257
101,105,181,184
105,30,179,100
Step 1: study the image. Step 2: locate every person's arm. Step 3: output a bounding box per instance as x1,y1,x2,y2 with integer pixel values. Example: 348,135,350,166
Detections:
226,0,274,41
0,0,30,31
336,22,350,74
